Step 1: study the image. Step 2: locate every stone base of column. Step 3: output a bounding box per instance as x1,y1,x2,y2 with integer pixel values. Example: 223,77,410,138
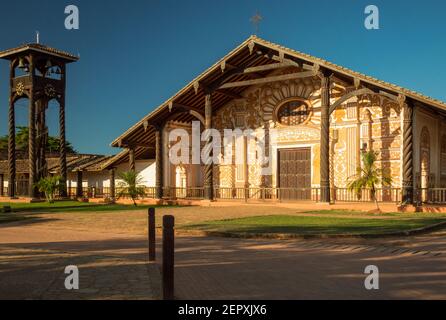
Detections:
155,187,163,200
401,186,414,205
320,186,331,204
204,186,213,201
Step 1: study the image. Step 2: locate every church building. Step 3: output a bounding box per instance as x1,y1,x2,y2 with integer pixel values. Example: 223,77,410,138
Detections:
107,36,446,205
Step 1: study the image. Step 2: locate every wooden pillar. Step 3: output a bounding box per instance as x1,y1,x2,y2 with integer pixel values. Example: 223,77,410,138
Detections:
59,65,67,198
320,72,331,203
28,55,37,198
76,170,83,198
204,93,214,200
155,126,164,199
162,215,175,300
0,174,4,196
402,100,414,205
36,100,47,182
109,168,116,200
129,148,136,172
244,135,249,201
148,207,156,261
8,61,16,198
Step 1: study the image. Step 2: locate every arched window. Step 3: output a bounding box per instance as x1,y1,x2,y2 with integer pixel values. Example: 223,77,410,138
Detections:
275,98,312,126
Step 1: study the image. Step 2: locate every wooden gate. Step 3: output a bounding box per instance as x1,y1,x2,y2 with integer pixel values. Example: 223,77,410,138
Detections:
278,148,311,200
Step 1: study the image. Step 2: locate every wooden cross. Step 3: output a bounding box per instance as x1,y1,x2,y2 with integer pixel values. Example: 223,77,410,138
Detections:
250,11,263,35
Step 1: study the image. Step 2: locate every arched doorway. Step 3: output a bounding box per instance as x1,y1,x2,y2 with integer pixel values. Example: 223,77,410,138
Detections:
175,165,187,198
420,127,430,202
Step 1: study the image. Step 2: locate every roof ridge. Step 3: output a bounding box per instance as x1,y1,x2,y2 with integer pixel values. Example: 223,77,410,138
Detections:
252,36,446,106
110,35,446,147
0,43,79,61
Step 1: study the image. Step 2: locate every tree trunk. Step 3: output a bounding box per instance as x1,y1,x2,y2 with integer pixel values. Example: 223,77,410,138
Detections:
371,188,380,212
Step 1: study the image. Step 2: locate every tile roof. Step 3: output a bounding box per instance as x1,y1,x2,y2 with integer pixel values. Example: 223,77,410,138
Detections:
0,154,111,175
0,43,79,62
111,35,446,147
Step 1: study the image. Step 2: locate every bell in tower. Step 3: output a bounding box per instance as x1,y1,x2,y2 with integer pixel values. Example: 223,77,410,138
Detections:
0,43,78,199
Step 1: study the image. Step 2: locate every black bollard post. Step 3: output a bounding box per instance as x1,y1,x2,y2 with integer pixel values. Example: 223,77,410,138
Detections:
148,207,156,262
162,215,175,300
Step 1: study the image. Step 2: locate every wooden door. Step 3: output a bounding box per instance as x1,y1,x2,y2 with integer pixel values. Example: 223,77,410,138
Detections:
278,148,311,200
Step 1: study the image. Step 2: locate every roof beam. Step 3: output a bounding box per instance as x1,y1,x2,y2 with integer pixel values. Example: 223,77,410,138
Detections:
121,140,155,149
219,69,318,90
243,62,299,74
203,55,266,92
169,102,203,114
215,89,243,99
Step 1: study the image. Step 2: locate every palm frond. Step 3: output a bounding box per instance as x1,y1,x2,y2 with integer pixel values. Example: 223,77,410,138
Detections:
116,171,146,206
346,151,393,209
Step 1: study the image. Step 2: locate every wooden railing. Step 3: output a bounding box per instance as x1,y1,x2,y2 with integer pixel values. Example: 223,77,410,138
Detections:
163,187,204,199
1,186,7,197
333,188,402,204
9,184,446,205
213,187,320,202
414,188,446,204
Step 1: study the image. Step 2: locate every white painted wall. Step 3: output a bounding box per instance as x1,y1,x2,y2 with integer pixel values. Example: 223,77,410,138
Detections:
66,159,157,188
114,160,156,187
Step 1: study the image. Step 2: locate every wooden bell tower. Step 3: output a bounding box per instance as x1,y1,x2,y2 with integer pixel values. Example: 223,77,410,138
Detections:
0,43,78,199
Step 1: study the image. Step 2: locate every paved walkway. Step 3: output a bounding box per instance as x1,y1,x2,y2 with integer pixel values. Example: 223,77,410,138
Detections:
0,223,160,300
174,233,446,299
1,217,446,300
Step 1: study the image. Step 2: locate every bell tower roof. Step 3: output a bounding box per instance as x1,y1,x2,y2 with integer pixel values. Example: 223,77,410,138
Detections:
0,43,79,63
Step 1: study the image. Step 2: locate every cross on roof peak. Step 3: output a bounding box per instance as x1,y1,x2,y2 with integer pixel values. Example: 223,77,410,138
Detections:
250,11,263,35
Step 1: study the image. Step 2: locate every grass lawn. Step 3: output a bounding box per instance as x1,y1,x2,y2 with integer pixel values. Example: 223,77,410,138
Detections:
0,201,164,213
302,209,446,219
181,215,446,236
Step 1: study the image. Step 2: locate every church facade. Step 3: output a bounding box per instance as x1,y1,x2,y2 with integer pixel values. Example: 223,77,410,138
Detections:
3,36,444,204
107,36,446,205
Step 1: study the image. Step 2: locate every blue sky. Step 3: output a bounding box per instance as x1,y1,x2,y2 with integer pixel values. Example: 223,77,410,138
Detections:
1,0,446,155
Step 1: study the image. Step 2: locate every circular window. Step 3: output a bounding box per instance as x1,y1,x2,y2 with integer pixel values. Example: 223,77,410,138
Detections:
275,99,312,126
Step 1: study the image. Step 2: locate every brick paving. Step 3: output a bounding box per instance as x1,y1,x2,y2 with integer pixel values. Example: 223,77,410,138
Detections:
1,207,446,300
174,233,446,300
0,225,161,300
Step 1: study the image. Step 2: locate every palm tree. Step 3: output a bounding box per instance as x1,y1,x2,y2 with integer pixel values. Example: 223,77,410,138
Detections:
116,171,146,206
35,175,63,203
347,151,392,212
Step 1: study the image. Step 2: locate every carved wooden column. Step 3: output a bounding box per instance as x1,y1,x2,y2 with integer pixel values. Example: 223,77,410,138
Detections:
0,174,4,196
320,72,331,203
8,61,16,199
129,148,136,172
244,135,249,200
76,170,83,198
59,65,67,198
36,100,48,181
204,93,214,200
28,55,37,198
109,168,116,201
155,126,164,199
402,100,414,205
